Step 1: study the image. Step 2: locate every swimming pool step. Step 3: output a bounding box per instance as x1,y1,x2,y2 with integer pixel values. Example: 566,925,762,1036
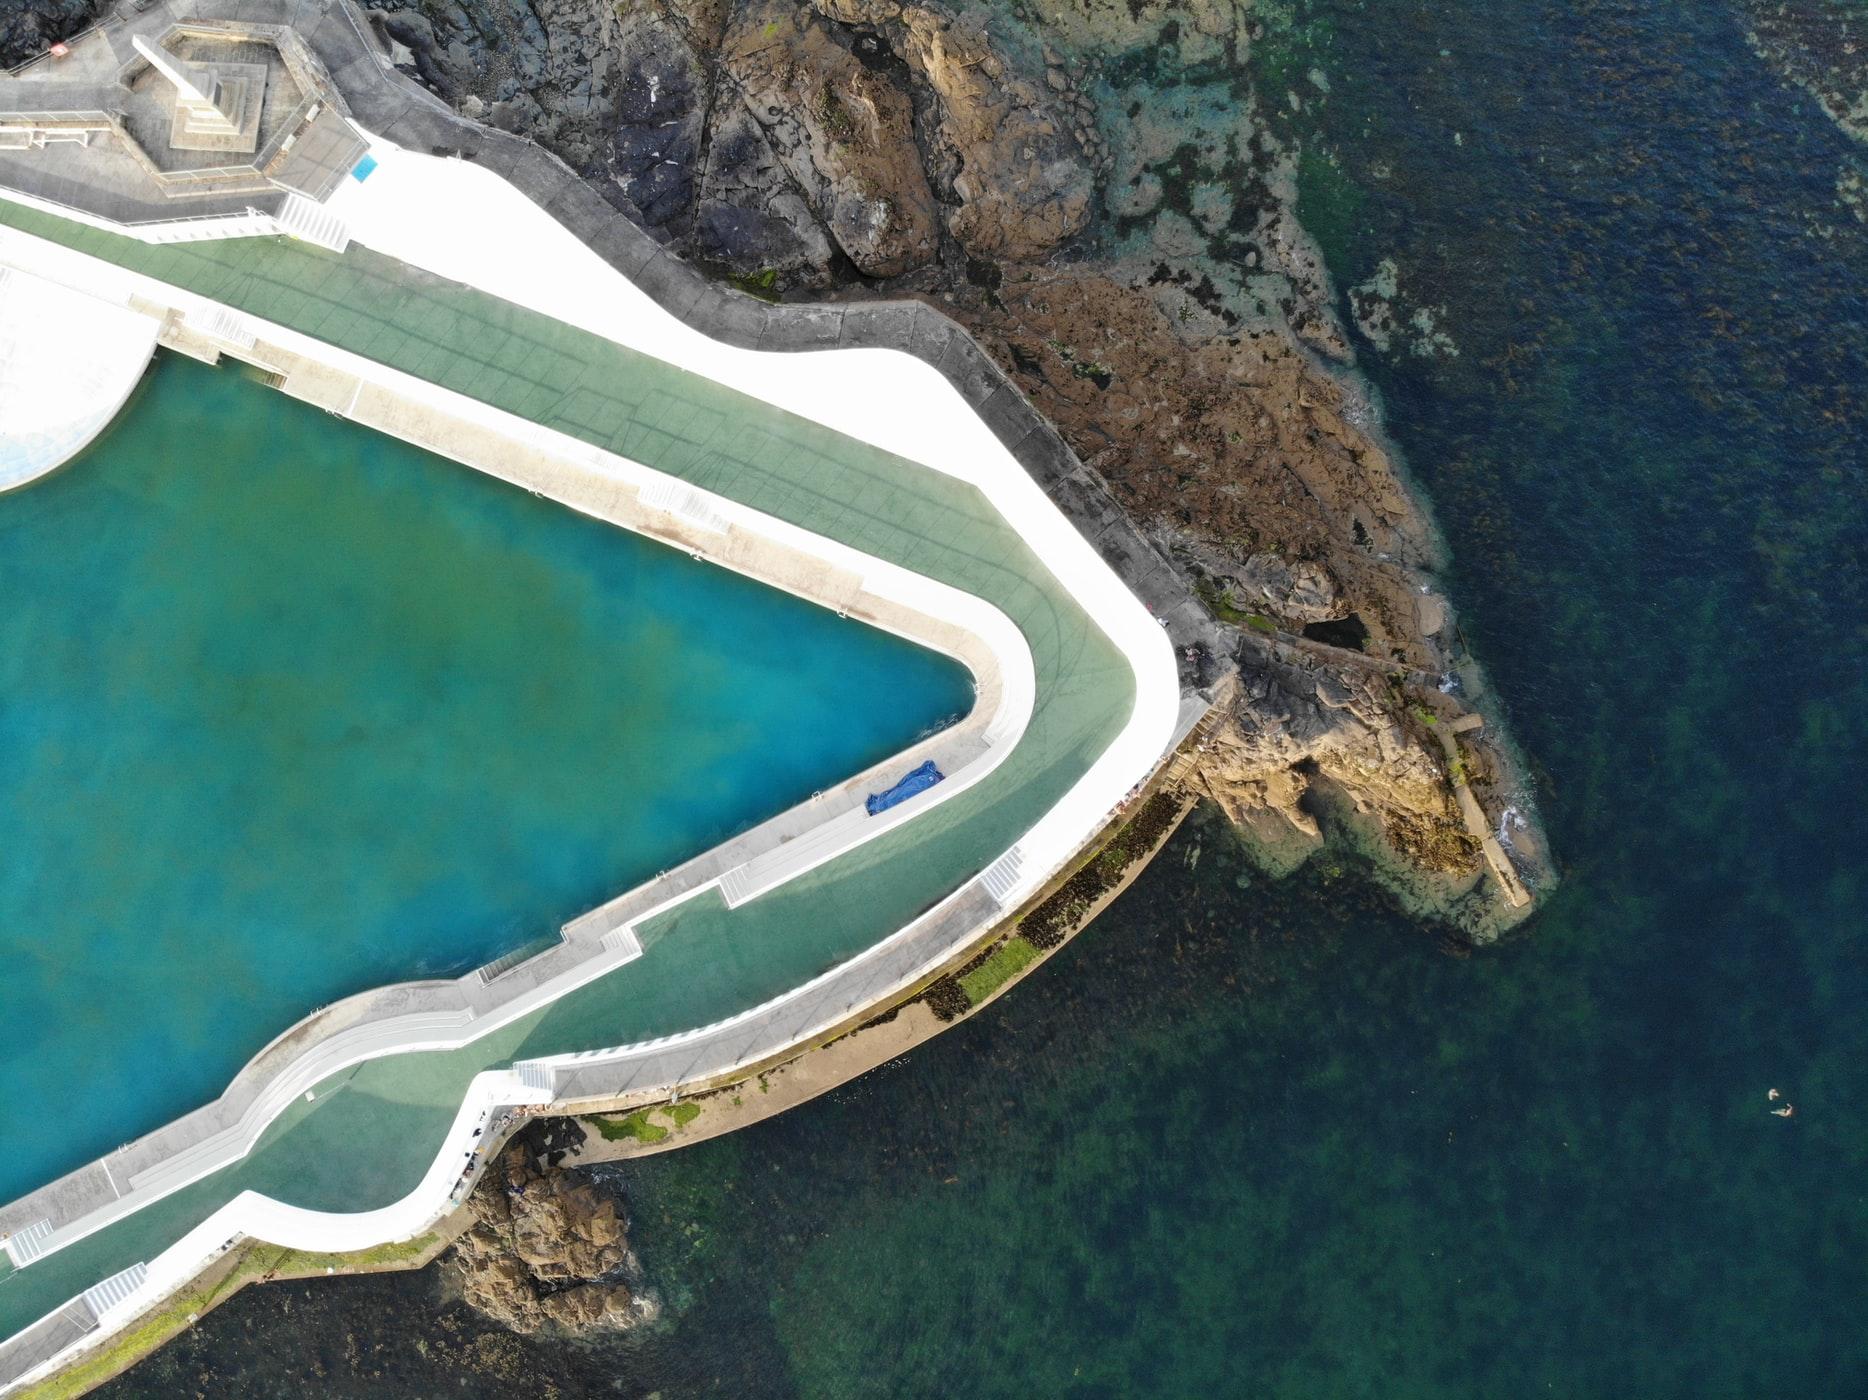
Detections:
716,805,872,909
978,845,1024,908
2,1217,54,1267
273,193,351,253
81,1262,147,1319
601,925,643,960
512,1059,556,1097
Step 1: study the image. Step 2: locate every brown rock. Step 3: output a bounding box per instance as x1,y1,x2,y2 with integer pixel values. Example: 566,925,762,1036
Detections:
1192,655,1468,866
813,0,903,22
898,7,1094,260
723,1,938,277
446,1127,653,1336
952,268,1438,664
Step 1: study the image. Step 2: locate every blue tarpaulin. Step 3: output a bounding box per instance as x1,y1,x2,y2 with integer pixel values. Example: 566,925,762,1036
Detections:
865,760,944,815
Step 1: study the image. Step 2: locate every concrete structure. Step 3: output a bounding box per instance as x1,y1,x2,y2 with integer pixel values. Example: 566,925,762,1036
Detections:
0,5,1225,1391
129,34,260,152
0,264,157,490
0,17,367,247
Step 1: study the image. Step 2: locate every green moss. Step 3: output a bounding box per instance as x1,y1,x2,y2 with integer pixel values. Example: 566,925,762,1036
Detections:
729,267,781,302
1193,576,1248,624
667,1102,702,1128
958,935,1041,1005
591,1109,670,1144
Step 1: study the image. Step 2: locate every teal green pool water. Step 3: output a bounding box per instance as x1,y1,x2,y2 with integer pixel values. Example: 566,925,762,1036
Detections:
0,351,972,1206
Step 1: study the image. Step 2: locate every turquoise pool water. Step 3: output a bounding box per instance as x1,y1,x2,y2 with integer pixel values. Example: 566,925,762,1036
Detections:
0,351,972,1206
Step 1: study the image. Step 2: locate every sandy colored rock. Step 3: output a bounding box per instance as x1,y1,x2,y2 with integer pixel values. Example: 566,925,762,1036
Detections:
898,7,1093,260
722,0,938,277
1191,654,1476,876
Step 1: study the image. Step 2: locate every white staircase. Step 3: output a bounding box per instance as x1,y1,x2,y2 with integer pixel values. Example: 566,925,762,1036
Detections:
979,845,1025,908
185,305,257,351
601,925,644,959
273,193,351,253
716,862,755,909
639,477,730,534
81,1263,148,1319
2,1217,55,1268
512,1060,556,1097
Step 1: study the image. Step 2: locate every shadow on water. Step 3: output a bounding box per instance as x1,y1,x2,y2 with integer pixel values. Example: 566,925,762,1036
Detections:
100,0,1867,1395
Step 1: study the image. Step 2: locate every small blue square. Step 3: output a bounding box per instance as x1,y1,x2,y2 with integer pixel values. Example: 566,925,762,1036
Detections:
351,154,378,182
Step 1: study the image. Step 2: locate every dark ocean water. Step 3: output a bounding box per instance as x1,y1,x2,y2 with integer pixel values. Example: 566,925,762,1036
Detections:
100,0,1867,1395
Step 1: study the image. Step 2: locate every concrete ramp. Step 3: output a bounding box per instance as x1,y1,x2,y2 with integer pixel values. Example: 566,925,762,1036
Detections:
0,266,160,491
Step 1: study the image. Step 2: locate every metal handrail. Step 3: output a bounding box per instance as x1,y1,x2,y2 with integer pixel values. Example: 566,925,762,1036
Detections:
0,181,273,231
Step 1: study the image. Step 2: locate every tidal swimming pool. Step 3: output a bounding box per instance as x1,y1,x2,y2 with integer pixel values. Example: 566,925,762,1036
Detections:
0,352,973,1205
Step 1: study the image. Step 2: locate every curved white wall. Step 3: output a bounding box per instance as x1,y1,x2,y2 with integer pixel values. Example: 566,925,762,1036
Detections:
0,267,160,491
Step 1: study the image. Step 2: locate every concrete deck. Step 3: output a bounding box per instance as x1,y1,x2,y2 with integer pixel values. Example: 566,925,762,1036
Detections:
0,264,158,490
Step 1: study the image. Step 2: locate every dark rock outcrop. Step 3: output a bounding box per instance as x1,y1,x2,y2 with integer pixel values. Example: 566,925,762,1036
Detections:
0,0,101,70
448,1121,656,1335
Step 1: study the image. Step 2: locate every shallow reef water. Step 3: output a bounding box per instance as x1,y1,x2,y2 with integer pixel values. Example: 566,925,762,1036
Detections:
99,0,1867,1395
